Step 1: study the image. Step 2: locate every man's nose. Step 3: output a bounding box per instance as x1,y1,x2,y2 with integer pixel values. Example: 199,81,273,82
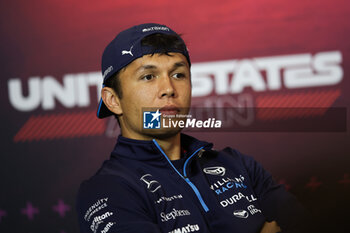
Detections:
159,75,176,98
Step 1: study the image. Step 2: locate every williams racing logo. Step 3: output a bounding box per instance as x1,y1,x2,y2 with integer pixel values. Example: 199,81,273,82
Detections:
203,167,226,176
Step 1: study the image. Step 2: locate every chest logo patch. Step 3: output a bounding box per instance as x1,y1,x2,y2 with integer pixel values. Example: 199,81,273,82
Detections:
233,210,249,219
140,174,161,193
203,166,226,176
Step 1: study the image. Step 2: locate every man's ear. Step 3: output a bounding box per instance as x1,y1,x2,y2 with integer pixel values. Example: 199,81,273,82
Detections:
101,87,123,115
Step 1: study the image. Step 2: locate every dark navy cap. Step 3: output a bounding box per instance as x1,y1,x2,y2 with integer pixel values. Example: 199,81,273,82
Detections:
97,23,190,119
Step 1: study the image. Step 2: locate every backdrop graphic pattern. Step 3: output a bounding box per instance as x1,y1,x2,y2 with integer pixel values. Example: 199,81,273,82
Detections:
0,0,349,232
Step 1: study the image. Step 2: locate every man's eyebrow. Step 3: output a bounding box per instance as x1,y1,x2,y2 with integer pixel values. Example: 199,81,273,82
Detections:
169,62,188,74
173,62,187,69
136,62,187,73
136,65,157,73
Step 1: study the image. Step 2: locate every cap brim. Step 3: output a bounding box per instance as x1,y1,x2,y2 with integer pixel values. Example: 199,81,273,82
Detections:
97,98,114,119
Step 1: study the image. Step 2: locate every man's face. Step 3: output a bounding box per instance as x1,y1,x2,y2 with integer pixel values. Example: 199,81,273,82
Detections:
115,52,191,140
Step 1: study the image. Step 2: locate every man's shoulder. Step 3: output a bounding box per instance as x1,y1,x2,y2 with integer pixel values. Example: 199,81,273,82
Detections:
77,173,130,202
198,147,262,177
79,158,139,192
201,147,247,162
76,164,147,213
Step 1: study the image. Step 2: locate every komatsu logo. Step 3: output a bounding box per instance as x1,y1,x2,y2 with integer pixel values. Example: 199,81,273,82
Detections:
169,224,200,233
7,51,343,112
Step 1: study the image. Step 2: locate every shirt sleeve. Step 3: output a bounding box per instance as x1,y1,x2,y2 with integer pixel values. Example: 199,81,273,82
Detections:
76,175,162,233
233,149,309,232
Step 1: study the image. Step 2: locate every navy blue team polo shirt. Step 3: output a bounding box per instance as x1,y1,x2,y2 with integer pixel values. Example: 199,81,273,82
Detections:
76,134,305,233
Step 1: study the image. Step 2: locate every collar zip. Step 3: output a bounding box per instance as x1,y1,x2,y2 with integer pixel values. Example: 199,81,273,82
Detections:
197,149,205,158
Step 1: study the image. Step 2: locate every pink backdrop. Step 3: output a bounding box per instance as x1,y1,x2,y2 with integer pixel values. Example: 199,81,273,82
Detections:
1,0,349,232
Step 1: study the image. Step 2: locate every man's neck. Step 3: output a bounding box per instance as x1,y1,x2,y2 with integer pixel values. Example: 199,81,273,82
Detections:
153,133,181,160
120,127,182,160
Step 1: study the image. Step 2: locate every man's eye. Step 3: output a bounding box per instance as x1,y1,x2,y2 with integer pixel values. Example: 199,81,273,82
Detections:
172,73,185,79
141,74,154,81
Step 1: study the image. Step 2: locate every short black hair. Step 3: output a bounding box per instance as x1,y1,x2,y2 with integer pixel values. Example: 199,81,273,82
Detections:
104,33,188,99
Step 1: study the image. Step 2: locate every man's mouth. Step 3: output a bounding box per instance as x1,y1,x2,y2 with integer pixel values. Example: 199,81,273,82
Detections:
160,106,180,116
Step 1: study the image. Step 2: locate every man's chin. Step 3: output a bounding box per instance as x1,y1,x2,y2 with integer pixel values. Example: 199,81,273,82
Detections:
142,127,183,140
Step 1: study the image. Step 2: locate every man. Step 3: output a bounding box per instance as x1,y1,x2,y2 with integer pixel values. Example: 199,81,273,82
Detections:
76,23,305,233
